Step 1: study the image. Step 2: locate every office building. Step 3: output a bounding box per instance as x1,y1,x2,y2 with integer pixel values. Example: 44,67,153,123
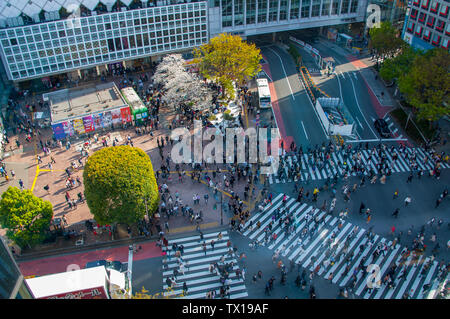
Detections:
0,0,368,83
402,0,450,50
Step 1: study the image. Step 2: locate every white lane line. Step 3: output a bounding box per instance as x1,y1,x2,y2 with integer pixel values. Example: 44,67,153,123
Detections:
350,78,378,139
356,116,363,128
301,121,309,140
353,72,358,80
267,47,295,101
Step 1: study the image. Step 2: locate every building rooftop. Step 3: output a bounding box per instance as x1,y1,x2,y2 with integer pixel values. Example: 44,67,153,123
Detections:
44,82,127,124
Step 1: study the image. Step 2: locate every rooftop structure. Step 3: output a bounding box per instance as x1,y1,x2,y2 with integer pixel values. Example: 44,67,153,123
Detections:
44,82,126,123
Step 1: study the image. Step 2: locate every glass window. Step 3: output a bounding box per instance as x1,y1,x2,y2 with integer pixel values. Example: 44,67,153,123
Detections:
341,0,350,13
258,0,268,23
290,0,301,19
269,0,278,21
332,0,340,15
350,0,358,13
302,0,311,18
312,0,321,17
235,0,244,26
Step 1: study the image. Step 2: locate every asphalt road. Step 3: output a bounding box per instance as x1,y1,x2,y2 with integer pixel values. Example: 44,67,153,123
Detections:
261,45,329,149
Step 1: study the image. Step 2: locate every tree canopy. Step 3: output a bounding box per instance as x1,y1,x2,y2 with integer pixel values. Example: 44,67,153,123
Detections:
398,48,450,123
152,54,215,111
194,33,262,99
0,187,53,249
379,46,422,82
369,21,405,60
83,146,159,225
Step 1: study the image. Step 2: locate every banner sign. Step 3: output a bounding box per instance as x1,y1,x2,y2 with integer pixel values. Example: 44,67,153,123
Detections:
111,109,122,124
103,111,113,127
82,116,95,133
52,123,66,140
73,118,85,135
62,121,74,137
120,107,132,123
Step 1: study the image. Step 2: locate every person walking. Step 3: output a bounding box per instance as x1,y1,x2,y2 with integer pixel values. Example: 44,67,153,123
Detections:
406,173,413,183
164,221,170,232
18,179,24,189
359,202,366,215
404,196,412,207
392,208,400,218
182,282,188,296
393,190,399,199
210,239,215,251
202,242,207,255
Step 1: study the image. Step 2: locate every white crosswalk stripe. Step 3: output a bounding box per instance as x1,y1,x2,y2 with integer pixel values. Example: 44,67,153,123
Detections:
161,230,248,299
241,194,447,299
266,147,449,184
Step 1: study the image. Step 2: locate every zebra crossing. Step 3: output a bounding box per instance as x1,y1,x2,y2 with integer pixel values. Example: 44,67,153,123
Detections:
267,147,450,184
161,230,248,299
243,193,448,299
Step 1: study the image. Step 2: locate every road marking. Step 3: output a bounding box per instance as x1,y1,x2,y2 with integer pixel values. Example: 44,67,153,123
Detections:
356,116,363,128
301,121,309,140
346,138,409,143
341,72,346,79
350,78,380,139
298,77,329,139
267,47,295,101
353,72,358,80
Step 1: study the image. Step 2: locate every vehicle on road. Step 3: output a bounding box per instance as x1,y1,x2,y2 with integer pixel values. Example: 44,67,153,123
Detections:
374,118,391,138
86,260,125,272
257,78,272,109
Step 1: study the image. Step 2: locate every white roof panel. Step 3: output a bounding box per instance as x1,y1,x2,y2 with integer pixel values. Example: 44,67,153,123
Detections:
80,0,100,11
13,0,30,11
100,0,116,5
25,266,108,299
22,3,43,17
1,6,22,18
63,0,81,11
43,1,63,12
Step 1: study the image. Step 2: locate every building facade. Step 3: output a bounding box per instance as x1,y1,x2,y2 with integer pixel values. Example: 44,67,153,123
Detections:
0,0,368,83
402,0,450,51
0,236,33,299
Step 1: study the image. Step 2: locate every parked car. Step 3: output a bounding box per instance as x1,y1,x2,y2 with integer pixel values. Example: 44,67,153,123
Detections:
374,119,391,138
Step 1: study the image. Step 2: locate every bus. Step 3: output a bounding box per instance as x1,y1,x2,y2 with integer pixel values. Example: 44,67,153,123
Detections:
256,78,271,109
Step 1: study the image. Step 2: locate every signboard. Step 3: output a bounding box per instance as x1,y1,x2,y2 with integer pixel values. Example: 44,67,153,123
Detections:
92,113,103,130
103,112,113,127
82,116,95,133
111,109,122,124
43,287,108,299
62,121,74,137
120,107,132,123
73,118,85,135
52,123,66,140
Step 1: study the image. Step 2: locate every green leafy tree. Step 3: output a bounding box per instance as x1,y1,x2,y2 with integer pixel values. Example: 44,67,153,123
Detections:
194,33,262,100
379,46,422,82
398,48,450,124
369,22,405,62
83,146,159,225
0,187,53,249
